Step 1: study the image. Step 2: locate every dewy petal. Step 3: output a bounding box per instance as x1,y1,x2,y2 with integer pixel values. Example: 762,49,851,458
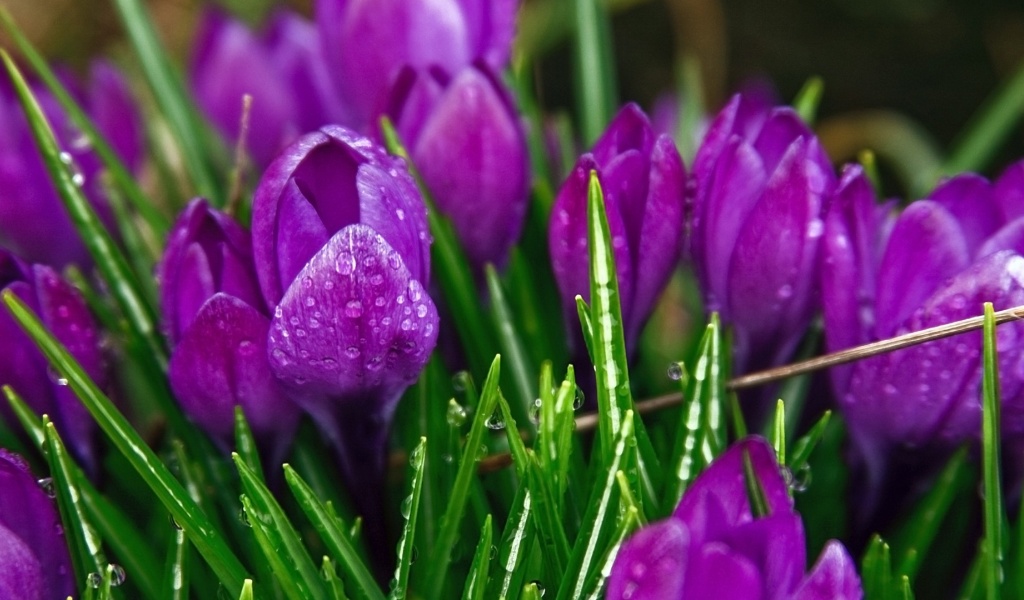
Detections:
357,162,432,283
874,200,970,337
606,518,688,600
717,513,806,598
681,543,763,600
790,541,862,600
927,173,1002,257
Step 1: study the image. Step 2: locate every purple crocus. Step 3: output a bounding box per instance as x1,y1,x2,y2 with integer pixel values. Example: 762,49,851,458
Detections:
316,0,518,129
548,103,686,354
607,437,862,599
159,199,299,449
191,8,347,169
822,162,1024,467
0,249,103,472
689,94,834,372
387,63,529,272
0,61,142,268
0,449,74,600
251,125,438,495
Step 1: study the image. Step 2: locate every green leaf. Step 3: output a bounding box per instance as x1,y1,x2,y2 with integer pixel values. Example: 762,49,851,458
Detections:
234,455,326,600
239,579,254,600
770,400,786,468
788,410,832,474
161,529,189,600
1,290,251,597
488,485,536,600
793,76,824,125
862,534,894,600
283,465,384,600
581,505,642,599
980,302,1004,600
525,456,571,578
321,557,349,600
389,437,427,600
462,515,493,600
575,296,595,360
522,581,543,600
486,264,537,438
741,448,770,519
234,407,265,484
572,0,618,144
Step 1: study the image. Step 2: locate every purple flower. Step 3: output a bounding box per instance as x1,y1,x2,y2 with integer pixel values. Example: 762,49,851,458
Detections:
689,94,834,371
316,0,518,129
548,103,686,354
0,449,74,600
191,8,347,169
822,162,1024,457
387,63,529,271
607,437,861,600
252,125,438,492
159,199,299,448
0,249,103,471
0,61,142,268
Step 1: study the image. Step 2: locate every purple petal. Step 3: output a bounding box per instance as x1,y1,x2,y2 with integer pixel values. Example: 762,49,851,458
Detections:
994,159,1024,222
0,525,44,600
357,162,432,283
607,519,688,600
927,174,1002,257
455,0,517,67
716,513,806,598
691,95,743,198
752,108,816,176
791,541,862,600
87,61,143,171
977,217,1024,259
387,67,446,148
681,543,763,599
591,103,655,167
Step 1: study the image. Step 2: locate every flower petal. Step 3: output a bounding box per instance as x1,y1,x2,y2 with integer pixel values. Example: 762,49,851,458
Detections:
928,173,1002,256
790,541,863,600
606,518,688,600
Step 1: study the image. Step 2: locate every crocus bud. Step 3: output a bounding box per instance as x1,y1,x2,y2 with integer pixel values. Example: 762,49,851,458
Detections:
159,199,299,449
0,450,74,600
548,103,686,354
0,249,103,471
387,63,529,271
191,8,346,169
822,163,1024,458
252,125,438,497
316,0,518,129
607,437,861,599
0,62,142,268
690,94,835,372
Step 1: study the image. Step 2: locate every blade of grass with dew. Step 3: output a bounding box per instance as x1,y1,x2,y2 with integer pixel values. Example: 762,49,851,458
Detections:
796,415,849,557
282,464,384,600
422,355,502,599
891,448,971,584
487,485,536,600
538,365,577,506
322,557,348,600
486,264,538,438
981,302,1004,600
462,515,493,600
575,296,595,360
2,291,252,596
572,0,617,144
582,504,642,600
0,6,170,233
522,582,543,600
161,529,189,600
901,576,915,600
234,454,326,600
788,410,832,473
862,534,895,600
524,456,571,578
234,408,264,484
108,0,220,200
793,76,825,125
556,409,636,600
44,420,109,592
389,437,426,600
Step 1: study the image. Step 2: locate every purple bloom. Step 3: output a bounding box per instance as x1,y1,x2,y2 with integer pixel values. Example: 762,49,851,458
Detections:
690,94,834,372
387,63,529,271
822,162,1024,457
0,449,74,600
159,199,299,448
191,8,347,169
0,61,142,268
0,249,103,472
548,103,686,354
607,437,861,600
252,125,438,492
316,0,518,129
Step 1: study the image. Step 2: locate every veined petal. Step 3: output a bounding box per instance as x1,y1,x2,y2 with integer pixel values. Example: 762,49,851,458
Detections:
790,541,862,600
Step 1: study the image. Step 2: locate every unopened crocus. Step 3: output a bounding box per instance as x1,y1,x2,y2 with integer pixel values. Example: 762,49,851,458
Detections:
0,62,142,268
316,0,518,129
549,103,686,354
252,125,438,494
0,249,103,472
689,94,834,372
0,449,74,600
159,199,299,449
387,63,529,271
607,437,861,599
191,8,346,169
822,163,1024,468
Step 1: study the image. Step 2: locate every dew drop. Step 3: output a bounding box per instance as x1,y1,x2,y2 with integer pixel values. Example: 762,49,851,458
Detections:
573,387,585,410
416,305,428,318
274,305,284,318
37,477,56,498
485,410,505,430
345,346,361,359
345,300,364,318
400,495,413,519
305,296,316,307
806,218,824,238
87,572,103,589
238,508,251,527
370,273,384,286
529,398,542,425
666,362,685,381
529,580,546,597
109,564,126,587
776,284,794,300
59,151,85,187
401,319,412,331
396,208,406,221
452,371,470,392
447,400,468,427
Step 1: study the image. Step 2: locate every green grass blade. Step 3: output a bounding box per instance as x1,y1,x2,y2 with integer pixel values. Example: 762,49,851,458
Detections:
104,181,159,307
771,399,786,467
322,557,349,600
486,264,538,438
108,0,220,200
234,407,265,484
572,0,618,144
239,579,254,600
389,437,427,600
582,505,641,599
161,529,189,600
539,365,578,506
2,290,251,596
282,465,384,600
487,485,536,600
793,76,824,125
462,515,493,600
522,581,543,600
789,410,832,473
574,296,595,360
4,384,46,449
981,302,1004,600
525,458,571,578
234,455,326,600
862,534,894,600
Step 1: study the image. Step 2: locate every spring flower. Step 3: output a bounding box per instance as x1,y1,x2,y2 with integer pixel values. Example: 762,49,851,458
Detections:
0,62,142,268
822,163,1024,461
548,103,686,354
387,63,529,271
251,125,438,491
689,94,834,372
159,199,299,448
316,0,519,129
0,249,103,472
0,449,74,600
607,437,861,599
191,8,346,169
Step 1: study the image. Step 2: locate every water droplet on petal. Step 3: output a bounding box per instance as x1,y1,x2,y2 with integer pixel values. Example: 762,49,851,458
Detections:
345,300,364,318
